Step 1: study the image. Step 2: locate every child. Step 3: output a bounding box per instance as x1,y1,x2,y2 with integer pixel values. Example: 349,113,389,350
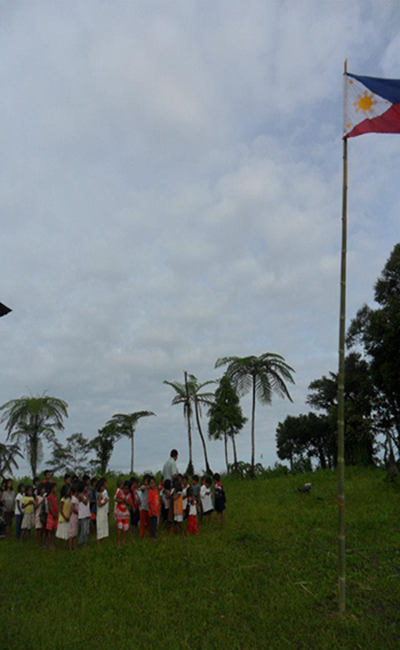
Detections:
2,479,15,537
34,484,46,545
78,482,91,547
129,477,140,533
56,485,71,550
96,479,109,544
191,475,200,506
182,474,189,518
213,473,226,525
139,474,150,540
173,479,184,535
89,477,98,533
186,489,199,535
200,477,213,523
33,477,40,498
148,476,159,541
161,479,172,530
114,481,130,549
69,484,79,549
14,483,25,540
46,483,59,547
21,485,36,539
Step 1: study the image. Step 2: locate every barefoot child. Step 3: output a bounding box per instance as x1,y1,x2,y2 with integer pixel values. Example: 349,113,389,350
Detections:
213,473,226,525
78,482,91,547
129,477,140,534
139,474,150,540
34,484,46,545
21,485,35,540
96,480,109,544
70,484,79,549
114,481,130,549
186,489,199,535
56,485,71,550
14,483,25,540
161,479,172,531
200,477,213,523
148,476,159,541
173,480,184,535
46,483,59,547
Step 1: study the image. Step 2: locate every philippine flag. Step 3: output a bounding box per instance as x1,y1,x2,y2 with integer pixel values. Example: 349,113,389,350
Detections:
343,73,400,139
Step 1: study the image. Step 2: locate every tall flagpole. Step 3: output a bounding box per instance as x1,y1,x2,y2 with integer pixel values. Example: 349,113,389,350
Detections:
338,59,348,613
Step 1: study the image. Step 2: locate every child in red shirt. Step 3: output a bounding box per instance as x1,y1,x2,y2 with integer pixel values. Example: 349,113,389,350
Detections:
148,477,159,541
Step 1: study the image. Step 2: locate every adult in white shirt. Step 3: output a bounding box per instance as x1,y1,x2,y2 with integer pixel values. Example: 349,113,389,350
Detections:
162,449,179,482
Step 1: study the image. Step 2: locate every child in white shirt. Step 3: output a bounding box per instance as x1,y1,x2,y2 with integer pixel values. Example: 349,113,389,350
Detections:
200,477,213,523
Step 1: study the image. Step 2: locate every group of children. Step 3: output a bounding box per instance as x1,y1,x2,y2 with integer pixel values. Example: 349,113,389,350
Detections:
0,469,226,549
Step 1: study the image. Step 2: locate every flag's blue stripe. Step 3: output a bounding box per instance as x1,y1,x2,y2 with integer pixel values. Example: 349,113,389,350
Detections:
348,73,400,104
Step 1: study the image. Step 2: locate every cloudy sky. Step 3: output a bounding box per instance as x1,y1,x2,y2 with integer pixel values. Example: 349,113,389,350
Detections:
1,1,400,475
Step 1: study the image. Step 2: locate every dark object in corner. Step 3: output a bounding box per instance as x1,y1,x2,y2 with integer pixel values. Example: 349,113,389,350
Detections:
0,302,12,317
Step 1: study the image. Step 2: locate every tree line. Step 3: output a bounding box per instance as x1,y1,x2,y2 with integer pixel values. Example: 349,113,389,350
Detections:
0,355,295,479
276,244,400,475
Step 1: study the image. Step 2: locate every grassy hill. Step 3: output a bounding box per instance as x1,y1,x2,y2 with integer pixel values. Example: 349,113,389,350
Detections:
1,468,399,649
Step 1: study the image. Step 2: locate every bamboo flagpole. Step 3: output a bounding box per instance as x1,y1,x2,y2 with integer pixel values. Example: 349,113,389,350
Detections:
337,59,348,613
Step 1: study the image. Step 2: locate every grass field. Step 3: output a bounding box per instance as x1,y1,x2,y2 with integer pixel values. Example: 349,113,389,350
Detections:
1,468,399,650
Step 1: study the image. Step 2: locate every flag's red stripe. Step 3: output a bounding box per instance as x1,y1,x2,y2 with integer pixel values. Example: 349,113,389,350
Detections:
345,103,400,139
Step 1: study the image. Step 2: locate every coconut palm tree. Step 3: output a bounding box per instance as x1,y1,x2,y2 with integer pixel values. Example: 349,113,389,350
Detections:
164,372,215,474
108,411,156,474
0,393,68,477
164,372,194,474
215,354,295,476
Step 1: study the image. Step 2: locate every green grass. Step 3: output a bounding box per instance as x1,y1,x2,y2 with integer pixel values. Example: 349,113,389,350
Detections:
1,468,400,649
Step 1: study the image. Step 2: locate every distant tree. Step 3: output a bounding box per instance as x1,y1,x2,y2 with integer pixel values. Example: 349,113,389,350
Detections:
0,441,23,477
276,412,333,470
0,393,68,477
108,411,156,474
49,433,91,476
307,352,376,465
208,376,247,472
347,243,400,455
215,354,295,476
90,422,119,475
164,373,215,474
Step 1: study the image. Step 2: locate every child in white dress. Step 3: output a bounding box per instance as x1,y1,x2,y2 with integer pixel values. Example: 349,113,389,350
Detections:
96,480,109,544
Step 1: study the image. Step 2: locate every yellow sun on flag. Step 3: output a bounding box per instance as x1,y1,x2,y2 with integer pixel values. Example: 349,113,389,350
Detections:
354,91,377,114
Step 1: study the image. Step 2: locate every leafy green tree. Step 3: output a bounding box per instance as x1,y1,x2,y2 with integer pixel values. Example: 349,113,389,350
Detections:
108,411,156,474
347,243,400,453
164,373,215,474
49,433,91,476
215,354,295,476
0,440,23,477
307,352,376,465
208,376,247,473
276,412,333,470
90,422,119,475
0,393,68,477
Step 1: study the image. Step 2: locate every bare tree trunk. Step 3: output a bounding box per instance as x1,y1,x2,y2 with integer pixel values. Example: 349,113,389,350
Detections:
231,433,238,470
184,371,194,475
251,375,256,477
385,430,398,479
130,433,134,475
224,433,229,474
194,397,211,474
